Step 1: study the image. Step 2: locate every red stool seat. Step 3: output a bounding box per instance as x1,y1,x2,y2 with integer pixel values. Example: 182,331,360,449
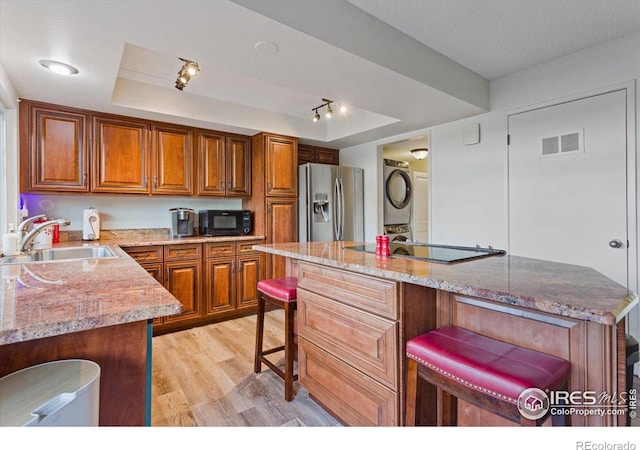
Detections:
405,325,571,426
406,325,571,405
257,277,298,301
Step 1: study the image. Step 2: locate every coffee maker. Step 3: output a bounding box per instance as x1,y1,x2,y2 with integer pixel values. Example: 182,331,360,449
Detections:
170,208,195,238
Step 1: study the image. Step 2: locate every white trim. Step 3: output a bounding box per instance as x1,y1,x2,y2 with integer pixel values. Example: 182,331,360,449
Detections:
0,102,6,237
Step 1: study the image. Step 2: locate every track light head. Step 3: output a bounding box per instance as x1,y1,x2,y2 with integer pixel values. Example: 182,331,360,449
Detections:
175,58,200,91
325,104,333,118
313,109,321,122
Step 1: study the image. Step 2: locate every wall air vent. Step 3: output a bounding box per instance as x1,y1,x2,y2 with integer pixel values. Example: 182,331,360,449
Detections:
541,129,584,158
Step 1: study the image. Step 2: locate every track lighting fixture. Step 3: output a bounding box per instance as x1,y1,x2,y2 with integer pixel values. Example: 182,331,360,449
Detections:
175,57,200,91
311,98,347,122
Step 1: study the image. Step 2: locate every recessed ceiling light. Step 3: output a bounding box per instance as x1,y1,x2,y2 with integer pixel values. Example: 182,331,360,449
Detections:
254,41,279,55
39,60,79,75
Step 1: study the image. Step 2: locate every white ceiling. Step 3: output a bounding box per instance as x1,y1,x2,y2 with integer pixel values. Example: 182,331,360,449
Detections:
1,1,639,149
348,0,640,80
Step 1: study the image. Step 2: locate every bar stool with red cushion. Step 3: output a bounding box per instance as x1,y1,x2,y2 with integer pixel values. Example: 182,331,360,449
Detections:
405,325,571,426
254,277,298,401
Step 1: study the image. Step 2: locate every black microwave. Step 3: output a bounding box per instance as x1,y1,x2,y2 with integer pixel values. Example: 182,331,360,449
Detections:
199,210,252,236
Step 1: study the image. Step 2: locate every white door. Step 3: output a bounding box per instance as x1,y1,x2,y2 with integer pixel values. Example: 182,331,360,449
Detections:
508,89,629,290
411,171,429,243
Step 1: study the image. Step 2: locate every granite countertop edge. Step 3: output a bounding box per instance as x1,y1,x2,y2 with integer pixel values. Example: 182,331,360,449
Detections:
253,244,638,326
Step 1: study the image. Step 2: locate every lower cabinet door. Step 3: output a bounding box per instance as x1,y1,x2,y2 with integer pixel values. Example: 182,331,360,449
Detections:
298,338,398,426
164,260,202,323
204,257,236,315
142,262,164,325
236,253,264,310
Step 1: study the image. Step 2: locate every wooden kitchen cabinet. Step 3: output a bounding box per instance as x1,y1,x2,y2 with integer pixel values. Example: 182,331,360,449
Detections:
92,115,149,193
298,144,339,166
164,259,202,323
141,262,164,326
295,261,401,426
151,124,194,195
124,239,264,334
203,239,265,318
204,257,235,315
196,131,251,197
265,197,297,279
20,100,254,199
20,100,90,192
264,133,297,197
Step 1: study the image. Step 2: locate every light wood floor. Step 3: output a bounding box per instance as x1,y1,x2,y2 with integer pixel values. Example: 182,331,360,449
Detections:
151,310,340,427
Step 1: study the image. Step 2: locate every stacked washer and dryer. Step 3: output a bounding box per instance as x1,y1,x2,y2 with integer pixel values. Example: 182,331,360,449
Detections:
383,159,413,242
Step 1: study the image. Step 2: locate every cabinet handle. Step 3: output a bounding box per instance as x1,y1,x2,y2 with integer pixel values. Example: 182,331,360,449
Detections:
227,181,231,190
231,261,235,274
267,180,272,191
267,204,271,214
154,176,158,188
145,176,148,188
83,172,87,184
165,268,170,287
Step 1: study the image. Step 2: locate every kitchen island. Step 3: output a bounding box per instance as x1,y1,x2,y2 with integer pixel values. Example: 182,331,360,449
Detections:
253,241,638,426
0,242,182,426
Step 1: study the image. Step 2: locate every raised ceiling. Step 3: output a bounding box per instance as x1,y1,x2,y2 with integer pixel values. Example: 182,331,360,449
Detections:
1,1,639,149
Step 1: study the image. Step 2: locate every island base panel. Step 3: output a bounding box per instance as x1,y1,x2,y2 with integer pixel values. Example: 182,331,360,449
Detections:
0,321,148,426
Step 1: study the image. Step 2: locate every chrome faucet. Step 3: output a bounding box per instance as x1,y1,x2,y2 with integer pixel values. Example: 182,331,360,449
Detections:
17,214,47,239
19,217,71,253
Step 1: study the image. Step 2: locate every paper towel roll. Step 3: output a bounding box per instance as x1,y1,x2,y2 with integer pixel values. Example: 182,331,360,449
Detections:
83,208,100,240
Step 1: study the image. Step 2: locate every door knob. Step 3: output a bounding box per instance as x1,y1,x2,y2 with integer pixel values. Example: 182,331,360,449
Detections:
609,239,624,248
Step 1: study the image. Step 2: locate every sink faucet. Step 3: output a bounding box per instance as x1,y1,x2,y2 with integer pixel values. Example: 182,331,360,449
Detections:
19,218,71,253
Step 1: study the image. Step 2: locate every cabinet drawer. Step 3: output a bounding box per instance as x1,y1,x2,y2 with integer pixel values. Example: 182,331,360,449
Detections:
204,242,234,258
298,339,398,426
236,239,265,254
164,243,202,261
123,245,163,263
298,289,398,389
297,261,398,319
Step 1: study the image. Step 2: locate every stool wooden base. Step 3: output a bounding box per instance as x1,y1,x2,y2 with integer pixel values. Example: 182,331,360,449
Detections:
254,289,298,401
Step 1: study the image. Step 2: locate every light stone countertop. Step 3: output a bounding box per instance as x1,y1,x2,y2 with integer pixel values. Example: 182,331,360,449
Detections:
0,234,265,346
253,241,638,326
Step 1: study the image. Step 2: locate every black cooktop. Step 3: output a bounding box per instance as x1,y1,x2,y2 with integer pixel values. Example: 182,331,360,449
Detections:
344,242,506,264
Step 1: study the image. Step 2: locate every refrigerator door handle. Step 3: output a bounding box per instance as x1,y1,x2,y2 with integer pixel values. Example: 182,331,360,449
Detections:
334,177,340,239
339,177,345,240
306,165,312,240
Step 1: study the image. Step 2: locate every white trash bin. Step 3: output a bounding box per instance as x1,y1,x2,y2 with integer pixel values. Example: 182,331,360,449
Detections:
0,359,100,426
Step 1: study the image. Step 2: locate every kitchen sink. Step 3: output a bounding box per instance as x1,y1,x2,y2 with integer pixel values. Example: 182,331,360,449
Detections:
0,246,118,265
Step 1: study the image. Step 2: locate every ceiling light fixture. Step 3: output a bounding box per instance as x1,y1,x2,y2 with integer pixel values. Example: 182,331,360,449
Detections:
39,59,79,75
175,57,200,91
311,98,339,122
325,103,333,118
410,148,429,160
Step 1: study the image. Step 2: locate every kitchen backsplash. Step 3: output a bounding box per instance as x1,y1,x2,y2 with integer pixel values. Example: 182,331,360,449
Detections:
59,228,171,242
21,194,242,231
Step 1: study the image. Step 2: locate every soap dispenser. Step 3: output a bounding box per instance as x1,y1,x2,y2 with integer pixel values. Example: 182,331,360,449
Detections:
2,223,19,256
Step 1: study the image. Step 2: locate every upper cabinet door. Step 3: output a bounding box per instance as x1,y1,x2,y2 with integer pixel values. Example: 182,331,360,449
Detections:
196,130,226,196
92,116,149,193
26,104,89,192
265,134,297,197
226,134,251,197
152,124,194,195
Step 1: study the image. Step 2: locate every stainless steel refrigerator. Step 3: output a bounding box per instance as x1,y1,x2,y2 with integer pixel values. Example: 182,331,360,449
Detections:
299,163,364,242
